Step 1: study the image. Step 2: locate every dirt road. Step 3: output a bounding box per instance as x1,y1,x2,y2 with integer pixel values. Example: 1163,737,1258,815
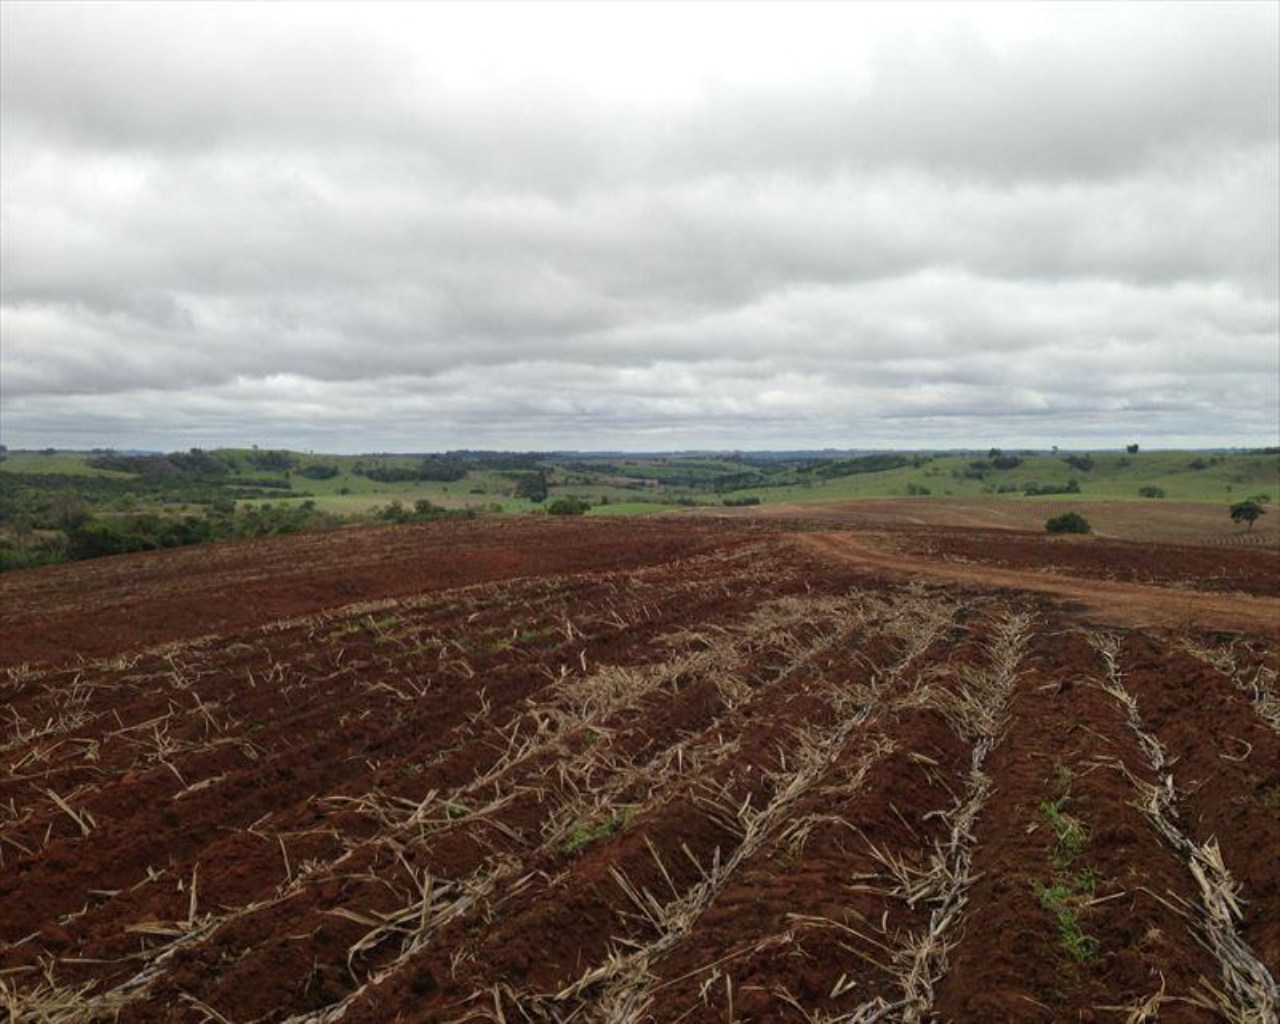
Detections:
797,531,1280,637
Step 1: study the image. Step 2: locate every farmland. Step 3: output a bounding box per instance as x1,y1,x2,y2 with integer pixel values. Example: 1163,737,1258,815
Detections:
1,514,1277,1023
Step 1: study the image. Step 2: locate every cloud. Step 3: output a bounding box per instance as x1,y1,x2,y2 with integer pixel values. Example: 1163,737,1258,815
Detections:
1,1,1276,450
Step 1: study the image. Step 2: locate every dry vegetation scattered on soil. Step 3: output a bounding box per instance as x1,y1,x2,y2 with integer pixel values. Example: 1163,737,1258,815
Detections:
1,515,1277,1023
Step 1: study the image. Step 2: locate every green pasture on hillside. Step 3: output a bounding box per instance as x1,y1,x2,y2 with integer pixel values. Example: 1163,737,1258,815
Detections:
3,446,1276,519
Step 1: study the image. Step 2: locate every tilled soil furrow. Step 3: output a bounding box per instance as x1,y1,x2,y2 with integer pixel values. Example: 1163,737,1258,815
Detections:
0,553,798,1002
1110,633,1280,977
931,627,1241,1023
118,590,907,1023
11,573,876,1020
609,640,983,1022
1090,633,1278,1022
367,591,959,1024
1179,636,1280,734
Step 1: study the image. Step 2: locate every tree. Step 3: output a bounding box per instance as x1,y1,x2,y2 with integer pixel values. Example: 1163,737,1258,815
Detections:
1045,511,1092,534
1126,443,1140,454
1230,500,1266,531
513,472,548,503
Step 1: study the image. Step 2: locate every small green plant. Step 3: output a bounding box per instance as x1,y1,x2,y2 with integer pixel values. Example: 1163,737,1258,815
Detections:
444,800,470,820
1263,784,1280,819
486,624,558,654
1039,795,1087,869
562,808,633,853
1035,772,1099,963
1038,874,1099,963
367,613,403,645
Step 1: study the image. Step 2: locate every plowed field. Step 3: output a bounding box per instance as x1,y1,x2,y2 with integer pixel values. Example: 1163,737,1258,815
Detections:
2,517,1277,1023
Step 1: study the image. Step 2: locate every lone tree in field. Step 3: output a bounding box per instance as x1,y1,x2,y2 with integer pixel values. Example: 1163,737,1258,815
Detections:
1045,511,1092,534
1230,500,1265,531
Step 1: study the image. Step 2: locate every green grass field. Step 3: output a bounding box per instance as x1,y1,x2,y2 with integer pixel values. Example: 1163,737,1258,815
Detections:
0,450,136,478
717,451,1279,506
3,447,1276,516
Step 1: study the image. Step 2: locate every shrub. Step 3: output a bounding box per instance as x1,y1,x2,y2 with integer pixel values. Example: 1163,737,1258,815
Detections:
1138,486,1165,499
547,497,590,516
1045,512,1092,535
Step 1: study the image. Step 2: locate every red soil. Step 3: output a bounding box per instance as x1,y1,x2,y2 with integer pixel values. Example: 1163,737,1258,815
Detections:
1,515,1276,1022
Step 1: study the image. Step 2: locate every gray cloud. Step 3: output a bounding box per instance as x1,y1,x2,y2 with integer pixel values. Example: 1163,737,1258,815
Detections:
1,1,1276,451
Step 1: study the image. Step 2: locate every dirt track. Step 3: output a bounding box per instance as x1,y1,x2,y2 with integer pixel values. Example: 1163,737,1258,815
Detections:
797,531,1280,638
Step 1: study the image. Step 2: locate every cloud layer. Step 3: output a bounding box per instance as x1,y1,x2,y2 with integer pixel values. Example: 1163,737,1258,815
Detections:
2,1,1277,450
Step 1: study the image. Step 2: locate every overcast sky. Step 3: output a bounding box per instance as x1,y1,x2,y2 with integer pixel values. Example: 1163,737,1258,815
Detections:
2,1,1277,452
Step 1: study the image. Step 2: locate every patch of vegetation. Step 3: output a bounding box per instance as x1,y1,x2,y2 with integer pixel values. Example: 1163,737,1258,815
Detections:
805,454,914,480
511,471,549,503
562,808,634,853
444,800,470,821
1045,511,1092,534
85,448,234,480
373,499,475,524
1038,874,1100,964
1138,485,1166,499
486,624,558,653
547,496,591,516
297,463,341,480
1035,773,1099,964
365,614,402,643
353,455,468,483
1040,793,1088,870
0,498,341,571
722,495,761,507
1025,479,1081,496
